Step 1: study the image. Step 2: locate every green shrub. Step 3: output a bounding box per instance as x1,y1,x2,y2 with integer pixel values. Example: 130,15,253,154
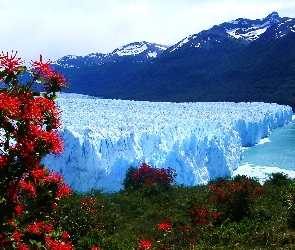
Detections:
122,165,138,190
269,172,292,187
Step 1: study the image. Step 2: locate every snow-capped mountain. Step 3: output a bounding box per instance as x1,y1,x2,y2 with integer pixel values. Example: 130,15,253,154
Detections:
52,12,294,69
51,12,295,111
168,12,295,52
52,41,168,69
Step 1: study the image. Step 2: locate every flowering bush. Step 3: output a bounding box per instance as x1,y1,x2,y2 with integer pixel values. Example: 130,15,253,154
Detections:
0,51,72,248
188,204,222,227
209,175,264,222
55,194,105,247
123,163,176,193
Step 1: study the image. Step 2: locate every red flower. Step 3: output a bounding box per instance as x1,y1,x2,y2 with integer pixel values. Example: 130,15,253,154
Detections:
56,183,72,200
20,180,36,197
6,220,15,226
91,247,101,250
45,236,74,250
0,155,9,171
0,52,70,250
15,244,30,250
43,223,54,233
12,231,23,242
30,55,52,76
0,51,24,74
15,205,24,216
26,221,43,235
61,231,70,240
137,239,152,249
132,163,176,189
158,222,172,231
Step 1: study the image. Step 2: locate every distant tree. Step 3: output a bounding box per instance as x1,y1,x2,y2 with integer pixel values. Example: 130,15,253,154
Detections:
123,163,176,193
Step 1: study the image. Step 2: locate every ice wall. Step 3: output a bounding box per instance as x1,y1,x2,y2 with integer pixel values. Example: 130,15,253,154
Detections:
43,94,293,192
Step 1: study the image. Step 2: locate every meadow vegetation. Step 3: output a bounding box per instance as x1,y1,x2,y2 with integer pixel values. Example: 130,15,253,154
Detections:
55,167,295,250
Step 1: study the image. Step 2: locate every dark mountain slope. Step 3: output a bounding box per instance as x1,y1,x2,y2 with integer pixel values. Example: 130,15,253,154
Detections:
65,58,148,97
103,34,245,100
219,31,295,107
104,31,295,109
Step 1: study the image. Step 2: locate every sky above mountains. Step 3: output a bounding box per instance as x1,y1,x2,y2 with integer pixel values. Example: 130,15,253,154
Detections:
1,0,295,64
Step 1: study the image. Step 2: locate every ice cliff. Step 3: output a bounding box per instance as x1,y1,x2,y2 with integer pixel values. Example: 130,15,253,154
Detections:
42,94,293,192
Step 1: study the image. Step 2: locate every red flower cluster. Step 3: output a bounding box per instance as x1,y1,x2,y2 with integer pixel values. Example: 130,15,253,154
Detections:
30,55,67,93
132,163,177,189
138,238,152,249
158,222,172,231
0,50,24,74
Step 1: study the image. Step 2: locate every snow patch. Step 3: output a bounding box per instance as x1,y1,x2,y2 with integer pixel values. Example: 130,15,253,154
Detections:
147,51,157,58
116,44,148,56
226,27,268,41
170,36,191,52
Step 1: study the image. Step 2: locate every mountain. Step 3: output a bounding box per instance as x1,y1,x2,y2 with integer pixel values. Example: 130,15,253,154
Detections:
51,41,168,96
52,41,168,69
52,12,295,109
167,12,292,52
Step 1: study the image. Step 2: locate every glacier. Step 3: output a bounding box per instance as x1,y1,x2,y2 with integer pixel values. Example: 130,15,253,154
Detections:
42,94,293,193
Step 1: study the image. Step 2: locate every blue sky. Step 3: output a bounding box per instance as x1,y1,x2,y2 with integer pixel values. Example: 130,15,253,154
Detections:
0,0,294,63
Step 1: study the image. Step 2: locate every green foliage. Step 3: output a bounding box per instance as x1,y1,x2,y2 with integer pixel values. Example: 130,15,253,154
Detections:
269,172,293,187
122,165,138,190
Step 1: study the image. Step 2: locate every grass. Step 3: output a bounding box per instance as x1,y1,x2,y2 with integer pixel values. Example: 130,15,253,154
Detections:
54,173,295,249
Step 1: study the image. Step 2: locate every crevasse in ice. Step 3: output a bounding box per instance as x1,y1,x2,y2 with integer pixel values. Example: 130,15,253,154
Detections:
42,94,293,192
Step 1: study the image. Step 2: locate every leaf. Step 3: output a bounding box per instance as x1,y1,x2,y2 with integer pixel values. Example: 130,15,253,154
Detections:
29,240,43,248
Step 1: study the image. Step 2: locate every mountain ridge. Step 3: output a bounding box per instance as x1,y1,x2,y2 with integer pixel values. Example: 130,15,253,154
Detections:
52,41,168,69
52,12,295,110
